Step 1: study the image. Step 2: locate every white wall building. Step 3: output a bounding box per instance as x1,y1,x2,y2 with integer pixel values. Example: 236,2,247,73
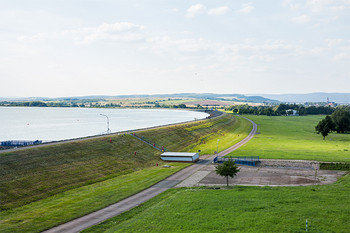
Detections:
160,152,199,163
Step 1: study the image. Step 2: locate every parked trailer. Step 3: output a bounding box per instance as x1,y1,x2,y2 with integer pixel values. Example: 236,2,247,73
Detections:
214,156,260,166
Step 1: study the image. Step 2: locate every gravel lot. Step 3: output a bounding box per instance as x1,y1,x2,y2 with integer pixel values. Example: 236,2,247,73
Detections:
176,162,346,187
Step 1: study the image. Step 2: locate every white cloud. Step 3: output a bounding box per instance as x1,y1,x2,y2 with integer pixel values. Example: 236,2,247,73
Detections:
186,4,206,18
238,2,254,14
17,22,145,44
306,0,333,12
291,14,311,24
208,6,230,16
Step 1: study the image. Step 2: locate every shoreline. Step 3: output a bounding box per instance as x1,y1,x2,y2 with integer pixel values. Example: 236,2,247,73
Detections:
0,110,223,154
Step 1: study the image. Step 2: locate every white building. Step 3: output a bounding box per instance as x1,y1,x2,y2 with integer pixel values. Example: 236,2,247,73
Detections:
160,152,199,163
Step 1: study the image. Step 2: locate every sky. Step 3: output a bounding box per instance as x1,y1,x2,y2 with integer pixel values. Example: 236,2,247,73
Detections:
1,0,350,97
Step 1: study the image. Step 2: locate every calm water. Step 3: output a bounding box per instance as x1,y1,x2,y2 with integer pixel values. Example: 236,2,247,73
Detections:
0,107,208,141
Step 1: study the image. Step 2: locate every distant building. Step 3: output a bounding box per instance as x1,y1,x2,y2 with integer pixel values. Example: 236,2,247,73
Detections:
160,152,199,163
285,109,299,116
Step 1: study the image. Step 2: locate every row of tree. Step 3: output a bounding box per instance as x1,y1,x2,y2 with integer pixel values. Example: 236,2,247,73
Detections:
227,104,336,116
315,109,350,139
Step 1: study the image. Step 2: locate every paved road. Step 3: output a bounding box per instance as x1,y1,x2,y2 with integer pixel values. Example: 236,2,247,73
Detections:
44,115,257,233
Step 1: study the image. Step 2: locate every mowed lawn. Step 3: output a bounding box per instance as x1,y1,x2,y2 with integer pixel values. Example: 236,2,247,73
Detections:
228,115,350,162
84,174,350,233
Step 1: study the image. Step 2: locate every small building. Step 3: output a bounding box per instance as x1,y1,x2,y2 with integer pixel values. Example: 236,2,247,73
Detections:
160,152,199,163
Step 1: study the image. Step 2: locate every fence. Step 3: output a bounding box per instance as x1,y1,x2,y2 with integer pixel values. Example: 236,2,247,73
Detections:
129,133,167,152
214,156,260,166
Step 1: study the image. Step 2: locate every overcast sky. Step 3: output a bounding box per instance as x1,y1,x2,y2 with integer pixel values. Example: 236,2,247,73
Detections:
1,0,350,97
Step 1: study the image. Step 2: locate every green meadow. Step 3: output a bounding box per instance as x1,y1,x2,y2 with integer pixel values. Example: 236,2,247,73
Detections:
228,115,350,162
0,113,251,232
83,115,350,233
84,175,350,233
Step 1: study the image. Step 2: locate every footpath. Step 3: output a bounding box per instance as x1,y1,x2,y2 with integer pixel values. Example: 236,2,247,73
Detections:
44,115,257,233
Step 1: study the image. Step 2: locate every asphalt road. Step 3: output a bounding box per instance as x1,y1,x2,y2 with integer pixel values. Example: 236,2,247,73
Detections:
43,115,257,233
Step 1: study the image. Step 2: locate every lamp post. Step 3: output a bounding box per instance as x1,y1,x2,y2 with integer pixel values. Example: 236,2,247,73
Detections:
217,139,219,153
100,114,111,134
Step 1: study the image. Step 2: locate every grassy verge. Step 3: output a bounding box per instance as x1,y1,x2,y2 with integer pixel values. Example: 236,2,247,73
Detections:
84,174,350,233
137,114,252,155
0,163,188,233
228,115,350,162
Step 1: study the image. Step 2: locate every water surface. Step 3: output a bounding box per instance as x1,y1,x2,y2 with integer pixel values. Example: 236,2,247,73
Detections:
0,107,208,141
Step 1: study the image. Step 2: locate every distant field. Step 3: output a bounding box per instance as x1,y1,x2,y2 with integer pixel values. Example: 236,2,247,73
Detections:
84,174,350,233
228,115,350,162
0,113,252,232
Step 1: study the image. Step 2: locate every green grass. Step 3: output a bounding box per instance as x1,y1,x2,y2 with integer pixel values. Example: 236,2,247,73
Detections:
137,114,252,155
0,134,162,210
228,115,350,162
0,113,252,232
83,174,350,233
0,163,188,233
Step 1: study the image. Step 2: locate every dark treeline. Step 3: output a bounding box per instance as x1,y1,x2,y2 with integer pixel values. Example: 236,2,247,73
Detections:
315,108,350,139
226,104,336,116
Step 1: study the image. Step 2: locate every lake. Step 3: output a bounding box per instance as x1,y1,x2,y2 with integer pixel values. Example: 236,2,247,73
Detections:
0,107,208,141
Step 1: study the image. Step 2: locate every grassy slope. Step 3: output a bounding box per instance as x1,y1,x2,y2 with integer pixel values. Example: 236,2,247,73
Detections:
0,164,187,233
228,115,350,162
0,113,252,232
84,175,350,233
137,114,252,155
0,134,162,210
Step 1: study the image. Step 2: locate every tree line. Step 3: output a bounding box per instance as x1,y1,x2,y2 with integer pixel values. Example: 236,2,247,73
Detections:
227,104,336,116
315,108,350,139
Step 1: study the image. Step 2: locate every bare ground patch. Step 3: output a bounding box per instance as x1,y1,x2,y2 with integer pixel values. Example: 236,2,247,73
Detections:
176,161,347,187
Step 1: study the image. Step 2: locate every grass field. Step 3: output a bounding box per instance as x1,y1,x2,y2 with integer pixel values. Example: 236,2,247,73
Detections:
0,113,252,232
0,163,188,233
83,114,350,233
228,115,350,162
84,174,350,233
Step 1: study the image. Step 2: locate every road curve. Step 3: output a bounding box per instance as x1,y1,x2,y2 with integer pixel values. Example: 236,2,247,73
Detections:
216,115,257,157
43,115,257,233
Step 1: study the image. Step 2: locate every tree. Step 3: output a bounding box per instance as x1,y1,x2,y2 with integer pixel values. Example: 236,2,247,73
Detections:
215,160,240,187
331,109,350,133
315,116,335,140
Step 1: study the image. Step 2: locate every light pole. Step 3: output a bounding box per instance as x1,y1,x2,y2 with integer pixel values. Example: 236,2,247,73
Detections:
217,139,219,153
100,114,111,134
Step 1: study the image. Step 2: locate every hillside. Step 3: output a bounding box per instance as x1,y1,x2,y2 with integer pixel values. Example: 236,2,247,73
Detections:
252,92,350,103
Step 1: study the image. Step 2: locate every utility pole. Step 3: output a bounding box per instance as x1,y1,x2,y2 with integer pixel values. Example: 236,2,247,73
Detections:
100,114,111,134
